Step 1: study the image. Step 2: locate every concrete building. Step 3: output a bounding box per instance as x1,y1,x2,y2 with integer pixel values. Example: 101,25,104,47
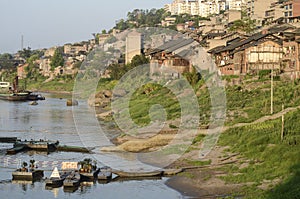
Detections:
225,10,242,24
247,0,277,26
161,17,177,27
227,0,243,10
165,0,222,17
125,32,143,64
283,0,300,23
39,58,51,77
64,43,88,56
44,47,57,57
263,2,284,25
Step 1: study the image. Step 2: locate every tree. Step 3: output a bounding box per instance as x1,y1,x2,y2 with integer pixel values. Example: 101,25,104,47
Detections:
130,54,149,68
184,67,201,86
228,18,256,33
50,48,64,71
18,47,33,59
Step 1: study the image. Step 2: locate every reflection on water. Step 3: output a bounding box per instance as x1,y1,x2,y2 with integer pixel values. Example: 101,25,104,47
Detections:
0,94,183,198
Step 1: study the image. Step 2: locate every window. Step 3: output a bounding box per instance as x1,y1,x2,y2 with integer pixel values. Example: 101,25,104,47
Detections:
285,12,288,17
289,11,293,16
289,4,292,9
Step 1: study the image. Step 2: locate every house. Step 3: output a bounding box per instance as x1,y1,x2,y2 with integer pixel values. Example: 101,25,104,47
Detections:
17,63,29,79
44,47,57,57
98,34,110,45
282,28,300,79
39,58,51,77
161,17,177,27
147,37,198,78
64,43,88,56
208,31,284,75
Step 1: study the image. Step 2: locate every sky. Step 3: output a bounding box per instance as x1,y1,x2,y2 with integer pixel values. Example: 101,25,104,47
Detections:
0,0,171,54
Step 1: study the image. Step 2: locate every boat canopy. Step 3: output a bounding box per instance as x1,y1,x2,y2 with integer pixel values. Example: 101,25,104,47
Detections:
50,167,60,178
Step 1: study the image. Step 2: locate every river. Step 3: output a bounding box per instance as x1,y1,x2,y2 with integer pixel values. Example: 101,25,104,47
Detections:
0,93,184,199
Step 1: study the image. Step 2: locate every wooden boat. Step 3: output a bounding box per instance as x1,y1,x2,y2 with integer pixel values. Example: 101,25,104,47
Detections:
27,93,45,101
78,158,99,181
80,168,100,181
0,137,18,143
162,168,183,176
111,170,163,178
0,92,29,101
45,167,70,187
12,169,44,181
63,171,81,188
13,139,59,152
98,171,112,181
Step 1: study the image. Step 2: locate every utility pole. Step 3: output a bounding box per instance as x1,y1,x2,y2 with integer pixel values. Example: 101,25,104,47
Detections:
281,104,285,141
271,66,273,115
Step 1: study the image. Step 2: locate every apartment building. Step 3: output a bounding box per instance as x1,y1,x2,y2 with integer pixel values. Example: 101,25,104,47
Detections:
247,0,277,26
283,0,300,23
226,0,244,10
165,0,221,17
264,2,284,25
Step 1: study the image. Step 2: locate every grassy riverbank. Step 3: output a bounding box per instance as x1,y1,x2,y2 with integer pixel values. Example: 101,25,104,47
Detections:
17,73,300,198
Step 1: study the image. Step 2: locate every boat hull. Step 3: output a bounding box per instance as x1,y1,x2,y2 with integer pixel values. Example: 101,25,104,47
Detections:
80,169,100,181
98,171,112,180
45,172,70,187
112,170,163,178
12,170,44,181
0,93,29,101
63,172,81,188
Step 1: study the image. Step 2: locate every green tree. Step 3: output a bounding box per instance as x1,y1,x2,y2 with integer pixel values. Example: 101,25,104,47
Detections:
18,47,33,59
50,48,64,71
184,67,201,86
130,54,149,68
228,18,256,33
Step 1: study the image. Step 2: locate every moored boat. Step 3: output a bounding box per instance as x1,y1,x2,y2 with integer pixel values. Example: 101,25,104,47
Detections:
27,93,45,101
111,170,163,178
78,158,100,181
0,92,30,101
12,160,43,181
63,171,81,188
98,171,112,181
12,170,44,181
13,139,59,152
45,167,70,187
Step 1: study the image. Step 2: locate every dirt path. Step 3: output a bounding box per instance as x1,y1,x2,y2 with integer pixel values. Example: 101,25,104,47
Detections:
226,105,300,130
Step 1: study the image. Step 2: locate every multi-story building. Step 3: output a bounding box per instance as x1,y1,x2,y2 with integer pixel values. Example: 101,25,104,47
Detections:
283,0,300,23
125,32,143,64
246,0,277,26
263,2,284,25
165,0,222,17
227,0,243,10
64,43,88,56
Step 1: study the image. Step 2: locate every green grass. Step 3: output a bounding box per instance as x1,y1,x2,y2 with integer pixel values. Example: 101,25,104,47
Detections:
185,159,212,166
128,84,181,126
217,109,300,198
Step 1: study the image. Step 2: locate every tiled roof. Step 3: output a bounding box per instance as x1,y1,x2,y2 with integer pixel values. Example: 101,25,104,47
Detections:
148,38,195,55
